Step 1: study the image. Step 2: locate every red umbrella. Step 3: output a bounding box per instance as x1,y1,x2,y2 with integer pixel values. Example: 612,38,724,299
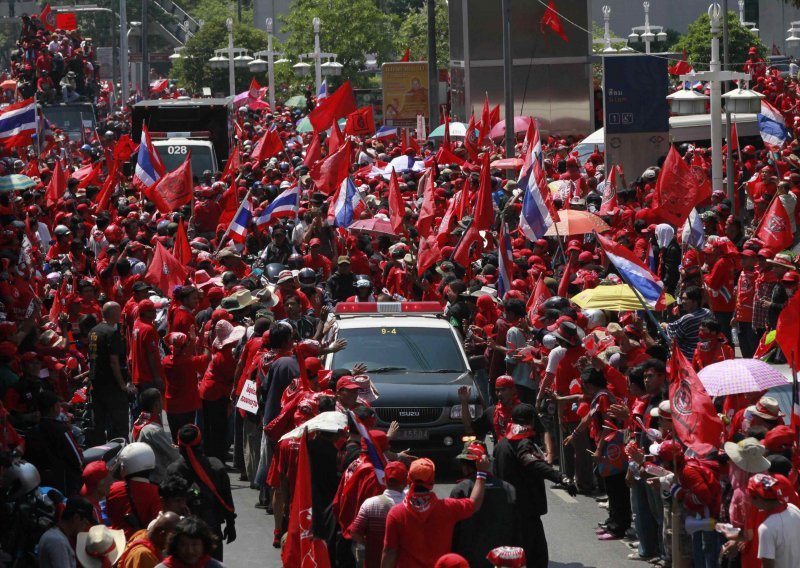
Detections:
490,157,524,169
347,217,397,237
489,116,533,140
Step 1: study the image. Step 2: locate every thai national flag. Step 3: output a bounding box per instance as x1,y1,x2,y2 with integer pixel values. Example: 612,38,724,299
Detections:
0,98,37,148
227,198,253,243
518,120,556,240
317,79,328,104
497,223,514,300
328,177,365,228
255,184,300,226
597,232,666,310
681,208,705,249
375,125,398,139
348,410,386,485
133,124,165,192
758,101,789,151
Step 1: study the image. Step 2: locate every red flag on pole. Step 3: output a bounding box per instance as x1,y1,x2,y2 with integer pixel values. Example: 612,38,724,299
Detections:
113,134,138,163
451,224,482,268
387,169,406,236
248,77,261,99
777,286,800,369
327,119,344,154
557,259,573,297
144,153,193,214
668,344,724,457
415,168,437,237
144,241,189,295
173,219,192,265
442,114,452,152
690,152,712,200
464,113,479,161
755,196,794,251
489,104,501,128
71,162,102,189
344,107,375,136
282,430,331,568
652,146,707,227
307,80,357,132
45,160,67,208
40,4,56,31
599,164,620,215
49,279,67,321
540,1,569,42
304,131,322,167
252,127,284,163
217,184,239,228
220,146,240,184
479,94,491,144
526,275,552,321
400,48,410,62
472,153,494,231
95,160,118,214
309,139,351,194
418,233,442,274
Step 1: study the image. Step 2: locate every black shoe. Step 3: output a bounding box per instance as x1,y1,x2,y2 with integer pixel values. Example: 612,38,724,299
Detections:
255,501,269,509
265,504,273,515
239,474,249,482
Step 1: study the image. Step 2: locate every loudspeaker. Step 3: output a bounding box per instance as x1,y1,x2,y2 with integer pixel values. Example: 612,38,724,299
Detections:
685,516,716,535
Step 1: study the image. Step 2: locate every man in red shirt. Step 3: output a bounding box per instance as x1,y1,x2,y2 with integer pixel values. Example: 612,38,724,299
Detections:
702,240,737,344
130,300,163,392
106,442,162,540
381,457,489,568
303,237,332,279
734,249,758,358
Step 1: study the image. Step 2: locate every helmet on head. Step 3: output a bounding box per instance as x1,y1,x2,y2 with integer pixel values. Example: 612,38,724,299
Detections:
265,263,287,283
2,461,40,500
583,309,607,330
103,224,124,244
53,225,71,237
298,267,317,285
541,296,570,313
118,442,156,478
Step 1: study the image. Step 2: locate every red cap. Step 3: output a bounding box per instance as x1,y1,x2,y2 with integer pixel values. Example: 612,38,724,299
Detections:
80,461,109,493
763,425,794,452
309,237,322,246
408,457,436,489
747,473,788,502
336,376,360,391
495,375,515,389
567,240,582,252
41,355,65,371
434,554,470,568
384,461,409,483
486,547,527,567
138,299,156,312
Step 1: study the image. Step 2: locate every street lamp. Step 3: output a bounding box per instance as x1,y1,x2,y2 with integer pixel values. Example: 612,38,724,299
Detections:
249,18,284,109
208,18,247,97
628,2,667,54
293,17,339,97
593,6,632,53
738,0,759,36
786,21,800,45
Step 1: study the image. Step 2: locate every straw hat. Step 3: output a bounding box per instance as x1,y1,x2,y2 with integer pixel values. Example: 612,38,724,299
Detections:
723,438,771,474
747,396,785,422
76,525,125,568
212,320,246,350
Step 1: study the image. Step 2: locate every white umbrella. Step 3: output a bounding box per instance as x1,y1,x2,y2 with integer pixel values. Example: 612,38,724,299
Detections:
279,411,348,441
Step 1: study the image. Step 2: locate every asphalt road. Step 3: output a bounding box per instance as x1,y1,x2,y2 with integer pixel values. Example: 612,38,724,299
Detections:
223,470,635,568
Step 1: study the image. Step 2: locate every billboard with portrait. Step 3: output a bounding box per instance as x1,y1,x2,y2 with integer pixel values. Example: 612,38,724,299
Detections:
381,62,429,128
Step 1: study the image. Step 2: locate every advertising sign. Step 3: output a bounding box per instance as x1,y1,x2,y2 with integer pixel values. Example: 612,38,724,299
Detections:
381,62,429,128
603,55,669,135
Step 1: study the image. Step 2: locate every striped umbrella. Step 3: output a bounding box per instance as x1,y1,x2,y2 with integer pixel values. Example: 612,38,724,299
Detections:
697,359,789,397
0,174,36,192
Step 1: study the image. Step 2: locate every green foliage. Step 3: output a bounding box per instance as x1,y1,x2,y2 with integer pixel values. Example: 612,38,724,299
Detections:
171,19,270,96
393,0,449,66
672,12,764,70
380,0,426,16
281,0,396,85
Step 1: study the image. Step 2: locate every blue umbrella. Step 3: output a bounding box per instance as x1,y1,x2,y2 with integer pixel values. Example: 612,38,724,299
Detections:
0,174,36,192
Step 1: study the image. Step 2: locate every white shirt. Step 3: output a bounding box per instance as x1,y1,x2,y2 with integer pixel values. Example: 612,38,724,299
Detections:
758,503,800,567
546,345,567,374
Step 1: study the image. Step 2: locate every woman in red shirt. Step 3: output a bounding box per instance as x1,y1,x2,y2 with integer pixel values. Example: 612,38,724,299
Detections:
198,320,244,461
163,332,209,443
169,286,200,352
692,318,734,371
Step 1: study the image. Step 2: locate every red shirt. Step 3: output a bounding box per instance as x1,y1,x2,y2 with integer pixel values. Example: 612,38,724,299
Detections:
383,494,474,568
555,345,587,424
193,199,221,234
303,253,332,279
130,319,162,386
163,352,209,414
199,346,237,401
704,257,736,312
734,269,756,323
106,479,162,540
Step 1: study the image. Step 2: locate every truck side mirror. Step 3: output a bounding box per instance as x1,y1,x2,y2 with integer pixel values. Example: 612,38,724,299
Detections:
468,355,487,372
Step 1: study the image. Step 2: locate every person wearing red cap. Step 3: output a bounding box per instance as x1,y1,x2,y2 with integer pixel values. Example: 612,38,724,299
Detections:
130,299,163,392
79,461,112,524
458,375,519,442
382,456,489,568
734,249,758,358
691,318,735,371
702,240,737,344
304,237,332,279
746,473,800,567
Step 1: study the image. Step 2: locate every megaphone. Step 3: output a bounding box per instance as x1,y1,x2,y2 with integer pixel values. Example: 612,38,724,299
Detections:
685,516,716,535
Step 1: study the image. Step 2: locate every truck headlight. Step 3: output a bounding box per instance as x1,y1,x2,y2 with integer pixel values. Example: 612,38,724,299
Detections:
450,404,481,420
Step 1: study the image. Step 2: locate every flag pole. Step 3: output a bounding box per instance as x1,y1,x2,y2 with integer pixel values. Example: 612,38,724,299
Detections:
214,189,252,255
792,350,798,448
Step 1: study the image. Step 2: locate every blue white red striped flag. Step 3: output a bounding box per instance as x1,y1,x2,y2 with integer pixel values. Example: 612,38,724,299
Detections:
255,184,300,226
518,118,558,240
0,98,37,148
758,101,789,151
348,411,386,485
227,197,253,243
133,124,165,191
328,177,365,228
497,223,514,300
597,232,666,310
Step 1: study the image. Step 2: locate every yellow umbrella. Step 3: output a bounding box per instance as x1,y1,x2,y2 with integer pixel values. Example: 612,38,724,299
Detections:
571,284,675,311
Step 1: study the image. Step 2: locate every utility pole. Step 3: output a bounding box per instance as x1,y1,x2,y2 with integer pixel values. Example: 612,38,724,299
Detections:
502,0,514,158
119,0,127,103
141,0,148,92
427,0,439,129
722,0,735,205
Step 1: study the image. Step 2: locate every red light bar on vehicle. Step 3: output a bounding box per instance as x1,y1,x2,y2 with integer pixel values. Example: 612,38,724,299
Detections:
150,131,211,139
335,302,442,314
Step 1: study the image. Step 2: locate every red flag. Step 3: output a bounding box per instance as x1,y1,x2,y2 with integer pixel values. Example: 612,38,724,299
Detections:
652,146,707,227
690,152,712,200
400,129,420,155
540,1,568,42
71,162,102,189
489,104,501,128
40,4,56,31
252,128,284,163
387,169,406,236
95,160,118,213
23,160,39,179
456,186,470,221
668,60,693,76
777,285,800,369
401,48,410,62
442,114,452,152
668,344,724,457
144,153,193,214
217,184,239,228
113,134,138,163
45,161,66,208
282,430,331,568
248,77,262,99
418,233,442,274
526,275,552,320
599,164,620,214
451,224,482,268
327,119,344,154
149,79,169,94
309,139,351,194
344,107,375,136
436,190,460,245
472,153,494,231
479,94,491,144
304,131,322,167
173,219,192,265
49,279,67,322
435,145,466,167
730,121,742,164
220,146,240,184
415,168,437,237
144,241,189,295
755,196,794,251
307,80,357,132
464,113,479,161
557,259,573,297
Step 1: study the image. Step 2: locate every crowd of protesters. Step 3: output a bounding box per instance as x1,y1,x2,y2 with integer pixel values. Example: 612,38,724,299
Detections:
1,9,800,567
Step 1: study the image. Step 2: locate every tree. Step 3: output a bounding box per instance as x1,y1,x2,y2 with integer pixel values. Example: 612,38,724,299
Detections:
672,12,764,71
281,0,395,85
394,0,449,66
172,19,269,96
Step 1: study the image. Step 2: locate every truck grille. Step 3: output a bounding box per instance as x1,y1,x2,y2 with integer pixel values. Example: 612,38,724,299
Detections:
375,407,443,424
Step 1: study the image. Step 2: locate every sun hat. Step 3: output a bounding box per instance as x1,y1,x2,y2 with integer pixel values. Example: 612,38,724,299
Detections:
723,438,771,473
212,320,245,350
76,525,125,568
747,396,784,421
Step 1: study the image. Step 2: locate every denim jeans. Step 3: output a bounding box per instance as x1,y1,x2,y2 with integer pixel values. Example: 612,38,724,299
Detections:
692,529,721,568
632,478,662,557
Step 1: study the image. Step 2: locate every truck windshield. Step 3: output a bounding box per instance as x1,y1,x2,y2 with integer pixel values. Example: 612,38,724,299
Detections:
155,143,215,174
42,105,95,141
330,327,466,379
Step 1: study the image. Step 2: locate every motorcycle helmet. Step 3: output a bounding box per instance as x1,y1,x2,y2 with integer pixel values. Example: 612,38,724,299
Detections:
118,442,156,478
265,263,287,283
53,225,71,238
3,461,41,500
583,309,607,330
298,267,317,285
541,296,570,313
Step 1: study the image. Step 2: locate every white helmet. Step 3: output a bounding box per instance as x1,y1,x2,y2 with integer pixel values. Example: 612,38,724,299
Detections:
118,442,156,478
3,461,41,499
583,309,607,331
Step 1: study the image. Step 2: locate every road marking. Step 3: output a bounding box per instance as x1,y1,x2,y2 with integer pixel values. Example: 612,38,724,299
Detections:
549,487,578,504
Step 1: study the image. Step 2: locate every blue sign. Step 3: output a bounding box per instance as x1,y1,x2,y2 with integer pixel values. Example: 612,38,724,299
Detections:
603,55,669,134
